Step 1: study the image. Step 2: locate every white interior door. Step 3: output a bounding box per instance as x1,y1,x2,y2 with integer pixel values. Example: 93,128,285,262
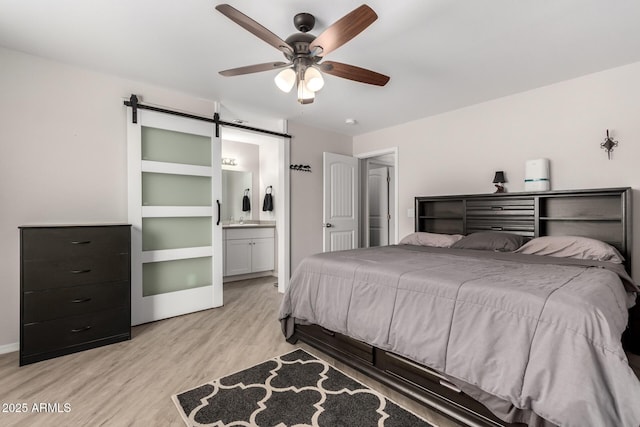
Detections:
368,166,389,247
127,109,223,325
323,152,359,252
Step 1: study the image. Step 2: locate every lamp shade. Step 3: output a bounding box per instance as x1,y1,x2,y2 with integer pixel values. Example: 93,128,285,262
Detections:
492,171,506,183
274,68,296,93
304,67,324,92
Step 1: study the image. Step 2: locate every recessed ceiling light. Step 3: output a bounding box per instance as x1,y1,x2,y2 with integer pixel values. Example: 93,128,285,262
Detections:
345,118,357,125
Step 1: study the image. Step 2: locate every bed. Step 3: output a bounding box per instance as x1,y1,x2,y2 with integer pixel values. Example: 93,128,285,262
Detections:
280,187,640,427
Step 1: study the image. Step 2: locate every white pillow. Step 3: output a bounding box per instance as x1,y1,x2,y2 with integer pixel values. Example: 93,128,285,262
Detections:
514,235,624,263
399,232,464,248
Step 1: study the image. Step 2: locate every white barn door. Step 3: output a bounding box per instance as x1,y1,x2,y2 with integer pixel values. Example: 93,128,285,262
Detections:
323,152,359,252
127,109,223,325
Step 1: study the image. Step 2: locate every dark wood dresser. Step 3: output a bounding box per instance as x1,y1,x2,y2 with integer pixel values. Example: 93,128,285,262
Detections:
19,225,131,366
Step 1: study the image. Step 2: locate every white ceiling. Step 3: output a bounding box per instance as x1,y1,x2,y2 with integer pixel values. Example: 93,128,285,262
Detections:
2,0,640,136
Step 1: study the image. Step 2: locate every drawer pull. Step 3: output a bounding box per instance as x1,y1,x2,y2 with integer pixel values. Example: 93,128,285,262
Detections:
439,379,462,394
71,298,92,304
70,269,92,274
320,327,336,337
70,240,92,245
70,326,92,333
491,206,503,211
490,226,503,231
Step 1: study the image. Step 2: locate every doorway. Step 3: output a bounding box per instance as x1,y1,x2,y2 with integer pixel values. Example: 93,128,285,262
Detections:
219,125,290,294
358,149,398,248
321,149,397,252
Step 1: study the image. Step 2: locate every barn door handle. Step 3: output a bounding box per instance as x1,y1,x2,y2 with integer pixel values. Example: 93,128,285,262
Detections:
216,200,221,226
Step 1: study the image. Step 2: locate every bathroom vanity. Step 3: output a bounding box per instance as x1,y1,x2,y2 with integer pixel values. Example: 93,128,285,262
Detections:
223,224,275,277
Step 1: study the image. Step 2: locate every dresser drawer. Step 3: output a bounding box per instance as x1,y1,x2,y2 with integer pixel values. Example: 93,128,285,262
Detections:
22,254,129,291
379,351,497,421
23,281,129,323
466,198,534,217
466,219,535,236
296,324,374,364
21,308,130,356
21,226,129,261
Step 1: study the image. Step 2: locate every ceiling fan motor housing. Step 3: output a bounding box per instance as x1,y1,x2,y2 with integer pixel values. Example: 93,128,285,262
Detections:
293,12,315,33
284,32,316,59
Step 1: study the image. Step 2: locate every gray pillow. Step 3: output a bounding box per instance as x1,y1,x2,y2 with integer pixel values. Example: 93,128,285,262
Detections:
450,231,526,252
399,232,464,248
514,236,624,263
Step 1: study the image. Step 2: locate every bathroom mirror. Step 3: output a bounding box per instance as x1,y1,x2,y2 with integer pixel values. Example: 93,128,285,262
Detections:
222,170,252,222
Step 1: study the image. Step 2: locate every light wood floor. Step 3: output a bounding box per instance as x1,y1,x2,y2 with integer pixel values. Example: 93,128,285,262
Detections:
0,277,460,427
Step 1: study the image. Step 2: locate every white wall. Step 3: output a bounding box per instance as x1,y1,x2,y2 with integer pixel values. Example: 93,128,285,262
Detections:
288,123,353,271
354,61,640,279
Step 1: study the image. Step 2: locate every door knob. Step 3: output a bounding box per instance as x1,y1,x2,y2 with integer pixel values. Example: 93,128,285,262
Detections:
323,223,333,228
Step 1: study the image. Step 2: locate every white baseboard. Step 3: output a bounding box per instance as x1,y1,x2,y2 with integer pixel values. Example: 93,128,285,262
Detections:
0,342,19,355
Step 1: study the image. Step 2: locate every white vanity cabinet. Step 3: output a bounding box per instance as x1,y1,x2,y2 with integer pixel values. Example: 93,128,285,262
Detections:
224,226,275,276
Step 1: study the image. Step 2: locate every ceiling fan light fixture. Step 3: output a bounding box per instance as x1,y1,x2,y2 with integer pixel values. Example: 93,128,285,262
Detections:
216,4,389,105
274,68,296,93
297,80,315,104
304,66,324,92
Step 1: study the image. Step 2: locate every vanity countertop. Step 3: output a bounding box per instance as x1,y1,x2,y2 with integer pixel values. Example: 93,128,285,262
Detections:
222,223,275,229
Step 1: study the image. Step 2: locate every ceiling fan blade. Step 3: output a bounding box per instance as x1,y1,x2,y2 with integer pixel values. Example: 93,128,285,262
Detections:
216,4,293,55
220,62,290,77
319,61,390,86
309,5,378,57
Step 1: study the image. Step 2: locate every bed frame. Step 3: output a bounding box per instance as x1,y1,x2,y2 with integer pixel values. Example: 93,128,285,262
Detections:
287,187,636,427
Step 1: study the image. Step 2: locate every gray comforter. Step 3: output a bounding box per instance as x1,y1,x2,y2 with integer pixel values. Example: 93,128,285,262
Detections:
279,245,640,427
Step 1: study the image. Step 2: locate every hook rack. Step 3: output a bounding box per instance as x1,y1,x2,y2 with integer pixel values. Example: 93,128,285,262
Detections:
290,164,312,172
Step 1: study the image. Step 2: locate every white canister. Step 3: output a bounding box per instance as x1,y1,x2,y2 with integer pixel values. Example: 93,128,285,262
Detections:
524,158,550,191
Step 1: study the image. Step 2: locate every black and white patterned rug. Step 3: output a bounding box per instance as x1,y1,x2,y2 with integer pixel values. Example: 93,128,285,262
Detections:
172,348,435,427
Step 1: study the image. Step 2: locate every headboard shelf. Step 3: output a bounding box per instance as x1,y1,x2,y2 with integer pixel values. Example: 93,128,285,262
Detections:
415,187,632,273
539,217,622,220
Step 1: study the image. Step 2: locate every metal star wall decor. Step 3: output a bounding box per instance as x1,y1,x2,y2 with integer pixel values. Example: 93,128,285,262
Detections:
600,129,618,160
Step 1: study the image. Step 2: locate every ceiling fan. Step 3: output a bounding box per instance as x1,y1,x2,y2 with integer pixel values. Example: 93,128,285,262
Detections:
215,3,390,104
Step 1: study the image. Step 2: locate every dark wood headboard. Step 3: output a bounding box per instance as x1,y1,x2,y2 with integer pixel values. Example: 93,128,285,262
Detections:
415,187,639,354
414,187,632,274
